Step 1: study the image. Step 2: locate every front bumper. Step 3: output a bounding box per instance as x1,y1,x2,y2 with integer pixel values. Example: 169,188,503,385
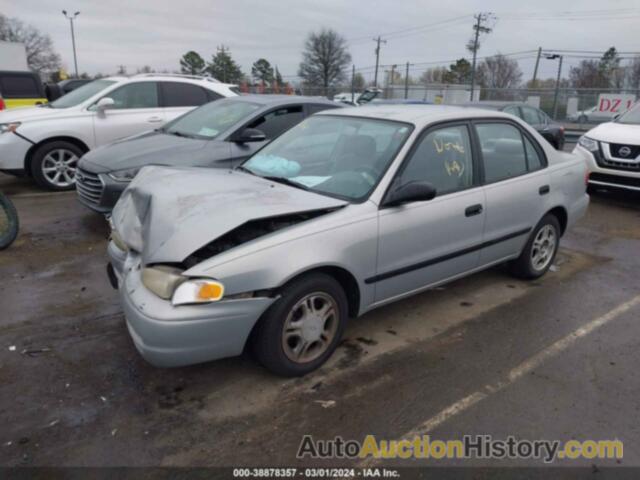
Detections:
0,132,32,171
76,166,129,214
111,248,276,367
574,145,640,192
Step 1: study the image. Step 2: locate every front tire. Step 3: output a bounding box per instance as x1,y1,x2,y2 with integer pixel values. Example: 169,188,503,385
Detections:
251,273,348,377
0,193,19,250
509,214,561,279
31,141,84,191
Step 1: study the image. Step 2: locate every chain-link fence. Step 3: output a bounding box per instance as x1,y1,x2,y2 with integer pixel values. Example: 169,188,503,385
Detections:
243,82,639,126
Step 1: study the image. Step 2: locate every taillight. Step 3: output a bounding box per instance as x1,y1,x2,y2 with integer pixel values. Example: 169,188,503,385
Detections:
0,97,5,110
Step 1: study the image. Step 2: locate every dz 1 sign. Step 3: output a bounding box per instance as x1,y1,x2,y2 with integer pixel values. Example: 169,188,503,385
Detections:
597,94,637,116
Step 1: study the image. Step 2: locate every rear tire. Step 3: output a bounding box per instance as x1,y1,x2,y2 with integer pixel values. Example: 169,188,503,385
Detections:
31,141,84,191
509,214,561,279
251,273,348,377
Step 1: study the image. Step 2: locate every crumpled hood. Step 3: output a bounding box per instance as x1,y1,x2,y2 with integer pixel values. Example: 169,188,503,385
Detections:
586,122,640,144
0,105,74,123
80,131,220,173
112,166,347,264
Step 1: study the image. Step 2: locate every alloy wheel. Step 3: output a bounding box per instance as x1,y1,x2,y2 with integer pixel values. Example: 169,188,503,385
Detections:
282,292,339,363
41,149,78,188
531,225,557,271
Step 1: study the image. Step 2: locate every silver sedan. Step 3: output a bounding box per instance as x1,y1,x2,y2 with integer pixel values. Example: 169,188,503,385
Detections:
108,105,589,376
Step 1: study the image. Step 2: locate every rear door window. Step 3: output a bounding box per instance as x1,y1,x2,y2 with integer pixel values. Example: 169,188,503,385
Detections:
161,82,211,107
0,74,41,98
476,123,528,183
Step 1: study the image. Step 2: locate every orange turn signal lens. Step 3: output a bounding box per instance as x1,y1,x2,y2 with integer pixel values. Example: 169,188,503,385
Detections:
197,282,224,301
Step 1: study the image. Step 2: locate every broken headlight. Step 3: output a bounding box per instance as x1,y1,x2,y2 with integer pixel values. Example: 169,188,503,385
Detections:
141,265,225,305
108,167,140,182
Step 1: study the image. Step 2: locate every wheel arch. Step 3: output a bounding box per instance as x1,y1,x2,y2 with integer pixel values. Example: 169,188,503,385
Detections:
279,265,362,319
24,136,90,176
546,205,568,235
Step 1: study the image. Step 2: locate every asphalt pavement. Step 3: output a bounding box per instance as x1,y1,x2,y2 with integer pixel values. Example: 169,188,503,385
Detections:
0,165,639,470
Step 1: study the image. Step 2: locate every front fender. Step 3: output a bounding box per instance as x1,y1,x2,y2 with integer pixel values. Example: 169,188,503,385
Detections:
186,214,379,315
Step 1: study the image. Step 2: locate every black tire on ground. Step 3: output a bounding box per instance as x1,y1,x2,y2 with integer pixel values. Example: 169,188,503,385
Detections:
31,141,84,191
0,192,19,250
509,214,561,280
251,272,348,377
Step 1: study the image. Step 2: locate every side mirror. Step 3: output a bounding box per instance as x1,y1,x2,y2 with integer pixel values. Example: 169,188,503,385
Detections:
233,128,266,143
96,97,115,112
385,181,437,207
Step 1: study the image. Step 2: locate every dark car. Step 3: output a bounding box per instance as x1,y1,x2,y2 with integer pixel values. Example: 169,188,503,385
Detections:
76,95,342,213
463,101,565,150
45,79,93,102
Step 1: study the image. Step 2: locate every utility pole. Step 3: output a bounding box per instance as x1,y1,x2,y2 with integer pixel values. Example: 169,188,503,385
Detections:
388,64,397,98
404,62,413,99
373,36,386,88
531,47,542,88
62,10,80,77
469,12,494,101
548,54,564,120
351,64,356,103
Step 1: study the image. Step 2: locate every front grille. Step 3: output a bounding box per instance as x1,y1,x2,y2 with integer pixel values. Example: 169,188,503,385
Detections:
589,172,640,189
76,168,104,206
609,143,640,159
594,147,640,172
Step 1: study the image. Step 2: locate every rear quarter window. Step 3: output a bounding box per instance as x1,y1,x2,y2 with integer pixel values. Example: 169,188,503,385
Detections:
161,82,211,107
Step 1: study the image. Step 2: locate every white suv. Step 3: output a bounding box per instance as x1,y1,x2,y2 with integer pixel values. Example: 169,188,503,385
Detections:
574,102,640,193
0,74,238,190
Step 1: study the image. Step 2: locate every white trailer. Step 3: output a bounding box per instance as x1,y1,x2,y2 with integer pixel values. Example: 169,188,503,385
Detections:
0,41,28,71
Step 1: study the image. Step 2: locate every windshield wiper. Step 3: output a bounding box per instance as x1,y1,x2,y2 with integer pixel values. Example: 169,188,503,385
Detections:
166,130,196,139
261,176,310,191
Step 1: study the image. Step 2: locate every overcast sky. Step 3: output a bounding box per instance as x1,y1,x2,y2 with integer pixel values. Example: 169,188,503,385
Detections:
4,0,640,83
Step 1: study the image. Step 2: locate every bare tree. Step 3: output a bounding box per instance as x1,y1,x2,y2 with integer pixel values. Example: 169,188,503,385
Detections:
298,28,351,95
419,67,449,85
0,14,61,74
476,54,522,89
569,60,606,89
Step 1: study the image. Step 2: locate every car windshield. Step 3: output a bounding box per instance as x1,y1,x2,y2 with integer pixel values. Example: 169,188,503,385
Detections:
164,99,261,139
49,80,117,108
616,103,640,125
242,115,413,201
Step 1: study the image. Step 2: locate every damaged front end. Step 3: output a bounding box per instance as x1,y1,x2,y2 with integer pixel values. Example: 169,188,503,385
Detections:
182,208,340,269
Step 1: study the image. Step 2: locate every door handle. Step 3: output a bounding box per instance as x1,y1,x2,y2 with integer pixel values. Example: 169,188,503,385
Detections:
147,116,163,123
539,185,550,195
465,204,483,217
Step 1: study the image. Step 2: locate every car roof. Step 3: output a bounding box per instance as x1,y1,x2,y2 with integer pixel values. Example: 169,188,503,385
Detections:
231,94,339,107
462,101,530,109
317,104,514,126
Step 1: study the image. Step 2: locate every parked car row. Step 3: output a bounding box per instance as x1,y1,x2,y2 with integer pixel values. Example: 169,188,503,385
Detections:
5,74,629,376
77,95,340,212
0,73,239,190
